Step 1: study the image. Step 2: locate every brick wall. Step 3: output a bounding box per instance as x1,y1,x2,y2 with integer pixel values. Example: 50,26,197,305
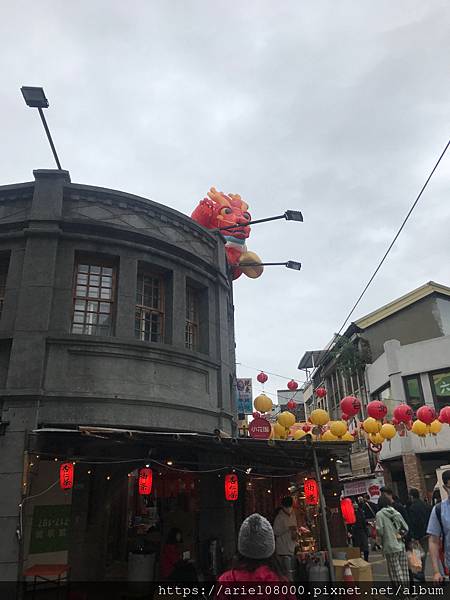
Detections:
402,453,427,497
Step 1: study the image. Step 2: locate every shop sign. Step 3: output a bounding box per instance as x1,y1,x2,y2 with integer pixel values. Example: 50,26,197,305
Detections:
237,378,253,414
138,468,153,495
29,505,71,554
343,475,385,502
59,462,74,490
304,478,319,505
225,473,239,501
248,417,271,439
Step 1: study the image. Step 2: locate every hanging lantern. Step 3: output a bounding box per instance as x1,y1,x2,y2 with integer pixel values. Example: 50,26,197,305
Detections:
304,479,319,505
438,406,450,424
293,429,307,440
252,411,261,419
302,423,312,433
277,411,296,428
287,400,297,411
341,413,350,421
340,498,356,525
287,379,298,391
367,400,388,420
380,423,396,440
368,432,385,445
310,409,330,426
341,431,356,442
363,417,382,434
411,420,427,437
416,405,436,425
330,420,348,438
429,420,442,434
138,467,153,495
393,404,413,423
315,387,327,398
257,371,268,384
59,462,74,490
321,430,338,441
272,422,288,439
340,396,361,417
254,393,272,413
225,473,239,501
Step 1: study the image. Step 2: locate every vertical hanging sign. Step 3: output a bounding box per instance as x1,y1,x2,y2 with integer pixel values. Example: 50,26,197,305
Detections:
138,468,153,495
59,462,74,490
304,478,319,505
224,473,239,501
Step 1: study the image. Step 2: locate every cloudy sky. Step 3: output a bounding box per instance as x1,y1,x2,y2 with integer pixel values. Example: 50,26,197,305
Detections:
1,1,450,402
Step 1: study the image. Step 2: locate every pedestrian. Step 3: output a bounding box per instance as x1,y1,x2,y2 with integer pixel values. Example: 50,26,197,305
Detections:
160,528,183,580
376,494,410,585
380,486,410,525
427,469,450,582
216,513,296,599
359,495,380,551
273,496,298,577
351,501,370,561
407,488,431,581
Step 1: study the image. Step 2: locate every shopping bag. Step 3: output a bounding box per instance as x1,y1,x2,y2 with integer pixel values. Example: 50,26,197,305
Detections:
407,549,422,574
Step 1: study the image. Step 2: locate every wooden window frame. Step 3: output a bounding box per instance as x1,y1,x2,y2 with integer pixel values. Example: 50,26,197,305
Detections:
135,271,165,343
71,256,116,336
402,374,425,412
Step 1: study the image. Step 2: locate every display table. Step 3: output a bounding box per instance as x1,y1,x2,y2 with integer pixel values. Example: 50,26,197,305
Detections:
23,564,69,599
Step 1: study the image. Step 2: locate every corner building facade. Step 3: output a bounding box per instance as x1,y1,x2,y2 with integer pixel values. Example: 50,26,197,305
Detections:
0,170,237,581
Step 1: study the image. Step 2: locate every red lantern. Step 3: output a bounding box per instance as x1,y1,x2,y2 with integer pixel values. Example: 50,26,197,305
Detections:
341,413,349,421
392,417,399,427
59,462,74,490
416,405,436,425
304,478,319,505
252,411,261,419
257,372,268,384
287,379,298,391
340,498,356,525
138,467,153,495
439,406,450,424
340,396,361,417
225,473,239,501
287,400,297,411
367,400,387,420
393,404,413,423
315,387,327,398
302,423,311,433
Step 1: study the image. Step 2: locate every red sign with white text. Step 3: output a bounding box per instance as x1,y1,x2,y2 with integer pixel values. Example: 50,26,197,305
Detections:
249,417,271,439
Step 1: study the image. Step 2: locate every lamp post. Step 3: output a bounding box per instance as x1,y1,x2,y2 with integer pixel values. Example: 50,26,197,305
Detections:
20,86,62,170
217,209,303,233
231,260,302,271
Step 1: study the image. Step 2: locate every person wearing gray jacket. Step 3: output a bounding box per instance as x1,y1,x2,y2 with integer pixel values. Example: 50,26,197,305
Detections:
376,495,409,584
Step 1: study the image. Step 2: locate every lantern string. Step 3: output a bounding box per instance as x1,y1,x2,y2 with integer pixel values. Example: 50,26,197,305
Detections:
18,480,59,541
28,453,321,478
236,363,305,384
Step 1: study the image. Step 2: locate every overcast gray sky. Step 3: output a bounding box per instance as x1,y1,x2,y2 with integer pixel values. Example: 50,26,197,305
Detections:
1,1,450,402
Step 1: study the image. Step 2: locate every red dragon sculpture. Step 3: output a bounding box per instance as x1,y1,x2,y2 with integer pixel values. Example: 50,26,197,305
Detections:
191,188,263,280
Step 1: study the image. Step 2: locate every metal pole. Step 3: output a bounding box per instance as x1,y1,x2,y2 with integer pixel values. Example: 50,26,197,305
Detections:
217,214,285,232
37,107,62,169
312,445,336,582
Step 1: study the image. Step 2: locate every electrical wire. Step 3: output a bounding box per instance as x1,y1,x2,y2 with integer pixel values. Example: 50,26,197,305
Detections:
309,137,450,378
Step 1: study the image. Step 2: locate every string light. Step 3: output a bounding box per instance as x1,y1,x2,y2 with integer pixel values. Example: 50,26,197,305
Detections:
145,464,150,468
87,470,92,475
54,458,58,462
106,475,111,481
166,460,173,466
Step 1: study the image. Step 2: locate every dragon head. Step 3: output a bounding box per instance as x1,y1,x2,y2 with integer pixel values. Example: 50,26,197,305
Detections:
191,187,251,240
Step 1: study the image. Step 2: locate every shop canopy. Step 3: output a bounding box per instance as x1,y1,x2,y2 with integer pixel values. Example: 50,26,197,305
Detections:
29,426,351,474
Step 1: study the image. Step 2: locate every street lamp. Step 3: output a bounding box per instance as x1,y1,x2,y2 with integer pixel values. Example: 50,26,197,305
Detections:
217,209,303,233
20,86,62,170
232,260,302,271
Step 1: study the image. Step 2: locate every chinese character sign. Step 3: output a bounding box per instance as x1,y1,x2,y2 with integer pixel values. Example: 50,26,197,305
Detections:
304,478,319,505
138,468,153,495
30,505,71,553
225,473,239,501
236,378,253,415
59,463,74,490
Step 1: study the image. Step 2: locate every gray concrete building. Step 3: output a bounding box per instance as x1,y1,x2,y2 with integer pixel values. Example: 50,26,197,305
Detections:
0,170,238,583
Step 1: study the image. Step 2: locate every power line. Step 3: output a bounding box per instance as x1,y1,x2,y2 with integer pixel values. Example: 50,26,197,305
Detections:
337,138,450,335
310,137,450,378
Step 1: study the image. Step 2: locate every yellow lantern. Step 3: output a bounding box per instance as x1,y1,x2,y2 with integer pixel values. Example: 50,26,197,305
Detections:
412,420,427,436
277,411,296,429
429,420,442,434
363,417,381,434
369,432,385,445
254,393,272,413
380,423,396,440
321,430,338,441
341,432,355,442
330,420,348,438
310,409,330,426
273,422,287,439
293,429,307,440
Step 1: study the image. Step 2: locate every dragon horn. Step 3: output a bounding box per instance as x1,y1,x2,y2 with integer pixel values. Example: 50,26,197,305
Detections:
207,187,232,207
